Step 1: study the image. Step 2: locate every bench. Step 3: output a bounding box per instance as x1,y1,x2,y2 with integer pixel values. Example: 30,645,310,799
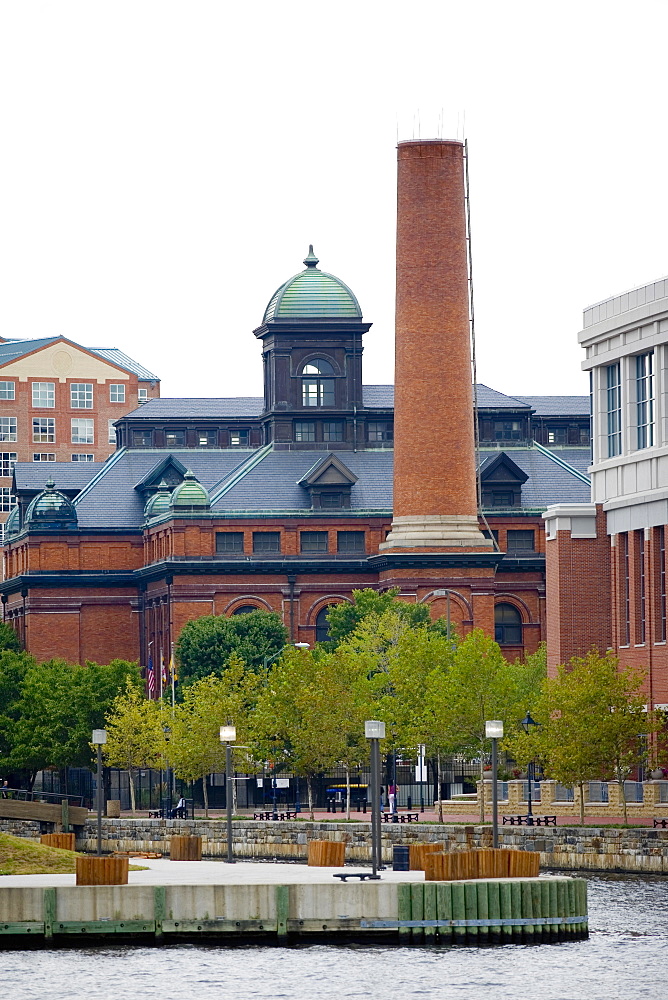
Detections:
333,871,380,882
503,814,557,826
253,810,297,821
381,812,420,823
653,818,668,828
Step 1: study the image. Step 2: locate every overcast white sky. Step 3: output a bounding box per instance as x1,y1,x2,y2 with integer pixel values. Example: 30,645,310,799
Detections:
1,2,666,400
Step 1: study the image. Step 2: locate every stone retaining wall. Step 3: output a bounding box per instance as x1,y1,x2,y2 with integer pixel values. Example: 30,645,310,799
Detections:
3,817,668,873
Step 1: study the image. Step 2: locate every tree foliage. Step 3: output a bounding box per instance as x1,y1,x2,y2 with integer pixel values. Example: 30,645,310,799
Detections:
324,588,433,646
6,658,140,781
506,648,650,824
175,610,288,685
102,677,165,813
0,622,21,654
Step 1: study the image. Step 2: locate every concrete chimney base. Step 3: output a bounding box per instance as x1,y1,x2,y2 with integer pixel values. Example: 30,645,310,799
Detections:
379,514,494,552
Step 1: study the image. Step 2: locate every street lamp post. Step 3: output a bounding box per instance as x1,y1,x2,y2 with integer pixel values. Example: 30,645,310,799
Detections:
220,725,237,864
521,712,538,826
365,720,385,879
92,729,107,856
163,724,172,819
263,641,310,670
485,720,504,849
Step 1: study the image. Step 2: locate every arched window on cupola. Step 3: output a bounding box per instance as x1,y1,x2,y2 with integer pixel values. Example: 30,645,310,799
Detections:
301,358,335,408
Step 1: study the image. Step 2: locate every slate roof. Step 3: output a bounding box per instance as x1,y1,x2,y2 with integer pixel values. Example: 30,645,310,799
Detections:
362,385,535,410
13,463,105,493
478,447,590,506
515,395,589,417
475,385,530,409
121,398,265,419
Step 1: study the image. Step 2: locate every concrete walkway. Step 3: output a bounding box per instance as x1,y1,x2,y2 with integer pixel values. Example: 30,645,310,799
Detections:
0,857,425,889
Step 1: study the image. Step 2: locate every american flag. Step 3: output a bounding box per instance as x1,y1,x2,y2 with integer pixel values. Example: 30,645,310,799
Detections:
147,653,155,698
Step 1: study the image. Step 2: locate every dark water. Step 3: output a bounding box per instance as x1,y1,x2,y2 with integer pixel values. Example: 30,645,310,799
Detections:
1,872,666,1000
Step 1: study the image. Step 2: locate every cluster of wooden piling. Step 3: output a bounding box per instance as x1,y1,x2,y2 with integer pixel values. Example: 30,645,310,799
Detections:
307,840,346,866
424,848,540,881
394,878,588,945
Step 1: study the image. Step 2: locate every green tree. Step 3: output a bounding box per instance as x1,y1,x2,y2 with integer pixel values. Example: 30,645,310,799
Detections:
427,629,543,821
167,658,263,816
0,652,34,780
102,678,165,813
175,610,288,685
8,658,141,785
509,649,650,825
324,588,433,646
0,622,21,653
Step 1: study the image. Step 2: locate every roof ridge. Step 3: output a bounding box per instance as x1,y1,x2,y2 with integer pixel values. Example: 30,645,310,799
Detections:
209,444,273,502
532,441,591,485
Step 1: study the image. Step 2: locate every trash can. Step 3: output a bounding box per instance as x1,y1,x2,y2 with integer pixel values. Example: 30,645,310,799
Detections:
393,845,410,871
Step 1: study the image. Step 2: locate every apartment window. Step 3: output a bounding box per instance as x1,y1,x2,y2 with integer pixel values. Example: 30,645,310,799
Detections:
32,382,55,408
216,532,244,553
637,530,646,644
70,383,93,409
494,603,522,645
337,530,365,553
294,421,315,442
547,428,567,445
230,429,249,447
301,359,335,407
0,417,16,443
606,363,621,457
33,453,56,462
507,529,535,551
110,384,126,403
658,526,666,643
108,420,116,444
0,382,15,400
197,430,218,447
138,387,148,402
315,606,334,643
494,420,522,441
71,454,95,462
33,417,55,443
252,532,280,553
0,453,16,477
132,429,153,447
301,531,328,553
492,492,513,507
0,488,15,512
323,421,343,442
620,532,630,645
71,418,94,444
367,421,393,443
636,352,654,449
165,430,186,447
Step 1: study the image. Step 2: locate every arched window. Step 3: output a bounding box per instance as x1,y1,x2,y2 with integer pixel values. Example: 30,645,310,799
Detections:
494,603,522,645
232,605,259,616
315,606,335,643
301,358,335,407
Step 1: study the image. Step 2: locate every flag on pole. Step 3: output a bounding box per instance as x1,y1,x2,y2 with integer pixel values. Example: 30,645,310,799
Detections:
147,652,155,698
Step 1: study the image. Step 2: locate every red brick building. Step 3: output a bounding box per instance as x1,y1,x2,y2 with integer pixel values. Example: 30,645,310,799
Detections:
0,142,591,670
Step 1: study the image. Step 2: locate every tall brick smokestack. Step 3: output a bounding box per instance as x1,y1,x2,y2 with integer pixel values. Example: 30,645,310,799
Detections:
381,140,491,552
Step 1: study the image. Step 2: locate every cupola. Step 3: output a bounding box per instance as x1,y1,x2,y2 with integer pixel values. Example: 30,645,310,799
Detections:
24,479,78,530
169,470,210,512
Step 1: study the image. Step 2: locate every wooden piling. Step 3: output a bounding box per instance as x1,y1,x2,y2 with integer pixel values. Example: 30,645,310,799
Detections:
75,856,128,885
170,836,202,861
40,832,76,852
307,840,345,867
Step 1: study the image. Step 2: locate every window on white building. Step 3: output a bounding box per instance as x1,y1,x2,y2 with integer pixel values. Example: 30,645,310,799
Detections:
71,418,94,444
636,352,654,450
32,382,55,408
606,363,621,457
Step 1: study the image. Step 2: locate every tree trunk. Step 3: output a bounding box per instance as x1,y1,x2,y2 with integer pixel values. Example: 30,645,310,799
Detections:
437,753,444,824
307,776,314,820
618,775,628,825
202,775,209,818
129,770,136,815
232,770,238,816
345,764,351,821
578,781,585,826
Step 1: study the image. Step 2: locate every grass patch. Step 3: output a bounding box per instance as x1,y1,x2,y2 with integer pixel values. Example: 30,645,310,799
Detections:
0,833,148,874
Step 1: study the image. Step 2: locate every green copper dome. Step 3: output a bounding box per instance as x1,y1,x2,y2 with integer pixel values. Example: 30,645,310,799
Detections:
263,247,362,323
144,481,172,521
170,470,210,510
25,479,78,528
4,506,20,540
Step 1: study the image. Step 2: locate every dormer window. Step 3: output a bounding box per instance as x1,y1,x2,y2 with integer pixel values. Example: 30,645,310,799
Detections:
298,454,357,510
301,358,335,407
